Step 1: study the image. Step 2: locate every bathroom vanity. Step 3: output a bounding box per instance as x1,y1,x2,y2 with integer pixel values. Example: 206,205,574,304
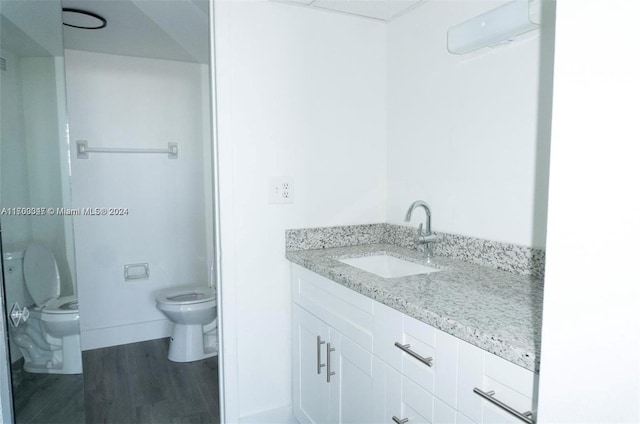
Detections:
286,225,544,424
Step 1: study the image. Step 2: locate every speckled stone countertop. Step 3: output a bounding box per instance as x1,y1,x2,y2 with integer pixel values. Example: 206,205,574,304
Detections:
286,243,543,372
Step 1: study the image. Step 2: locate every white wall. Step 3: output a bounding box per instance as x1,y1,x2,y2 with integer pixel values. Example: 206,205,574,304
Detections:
537,1,640,421
0,54,72,270
214,1,387,419
65,50,211,349
1,50,75,363
386,1,553,248
0,49,29,362
0,48,32,247
0,48,22,420
21,56,74,293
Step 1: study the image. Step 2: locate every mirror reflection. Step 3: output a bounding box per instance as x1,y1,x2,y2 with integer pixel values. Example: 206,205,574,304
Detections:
61,0,218,422
1,0,85,422
2,0,218,423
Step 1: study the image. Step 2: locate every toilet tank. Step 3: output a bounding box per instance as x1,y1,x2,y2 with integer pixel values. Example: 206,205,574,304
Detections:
3,249,34,308
3,249,34,364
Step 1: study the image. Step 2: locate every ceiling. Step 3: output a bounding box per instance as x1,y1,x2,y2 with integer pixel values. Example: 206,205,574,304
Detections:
3,0,418,64
61,0,210,64
276,0,425,21
59,0,424,64
1,1,65,57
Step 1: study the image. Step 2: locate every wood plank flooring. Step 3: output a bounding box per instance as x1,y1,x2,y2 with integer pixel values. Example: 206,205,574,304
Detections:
10,338,217,423
83,338,220,424
12,369,85,424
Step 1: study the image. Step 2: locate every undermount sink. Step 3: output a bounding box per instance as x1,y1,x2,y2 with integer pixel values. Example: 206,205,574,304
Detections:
338,255,439,279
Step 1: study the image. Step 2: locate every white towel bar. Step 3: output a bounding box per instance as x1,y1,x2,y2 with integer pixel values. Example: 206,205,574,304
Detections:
76,140,178,159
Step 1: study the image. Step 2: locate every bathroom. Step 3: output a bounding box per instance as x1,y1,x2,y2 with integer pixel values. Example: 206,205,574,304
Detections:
1,0,640,423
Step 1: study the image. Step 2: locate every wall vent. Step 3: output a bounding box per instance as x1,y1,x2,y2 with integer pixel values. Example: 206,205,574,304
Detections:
0,57,6,71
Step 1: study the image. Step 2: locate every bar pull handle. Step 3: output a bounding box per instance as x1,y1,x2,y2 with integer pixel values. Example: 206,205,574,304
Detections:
473,388,534,424
394,342,433,367
316,336,326,375
392,416,409,424
326,342,335,383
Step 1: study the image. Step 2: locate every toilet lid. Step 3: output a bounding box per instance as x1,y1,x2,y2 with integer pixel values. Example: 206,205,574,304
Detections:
23,244,60,307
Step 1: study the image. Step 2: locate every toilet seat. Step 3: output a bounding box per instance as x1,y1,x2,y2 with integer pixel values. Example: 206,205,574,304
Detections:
156,286,215,306
43,296,79,314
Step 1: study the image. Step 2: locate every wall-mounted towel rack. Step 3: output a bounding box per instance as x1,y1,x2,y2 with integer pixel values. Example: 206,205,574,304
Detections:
76,140,178,159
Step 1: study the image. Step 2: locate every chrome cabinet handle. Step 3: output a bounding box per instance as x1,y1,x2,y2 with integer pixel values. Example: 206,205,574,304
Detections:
316,336,326,375
394,342,433,367
326,342,336,383
392,416,409,424
473,388,534,424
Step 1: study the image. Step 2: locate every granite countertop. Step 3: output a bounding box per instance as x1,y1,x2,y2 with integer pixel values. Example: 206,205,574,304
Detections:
286,243,544,372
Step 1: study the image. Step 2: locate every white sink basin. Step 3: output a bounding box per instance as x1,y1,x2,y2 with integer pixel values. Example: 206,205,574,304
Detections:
339,255,439,279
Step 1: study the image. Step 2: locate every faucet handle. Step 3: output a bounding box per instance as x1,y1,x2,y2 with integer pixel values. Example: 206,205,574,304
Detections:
421,234,438,243
416,229,438,244
415,223,424,241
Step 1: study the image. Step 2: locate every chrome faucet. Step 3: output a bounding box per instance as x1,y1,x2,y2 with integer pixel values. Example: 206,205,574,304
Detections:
405,200,437,259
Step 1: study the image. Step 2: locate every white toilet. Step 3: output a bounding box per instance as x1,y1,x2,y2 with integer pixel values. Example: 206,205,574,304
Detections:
6,243,82,374
155,285,218,362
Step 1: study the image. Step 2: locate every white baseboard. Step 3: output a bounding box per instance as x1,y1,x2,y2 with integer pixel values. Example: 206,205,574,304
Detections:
81,319,172,351
239,405,296,424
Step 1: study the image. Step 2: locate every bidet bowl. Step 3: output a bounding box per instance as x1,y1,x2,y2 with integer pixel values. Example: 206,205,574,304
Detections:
155,285,218,362
156,300,217,325
41,314,81,338
30,308,80,338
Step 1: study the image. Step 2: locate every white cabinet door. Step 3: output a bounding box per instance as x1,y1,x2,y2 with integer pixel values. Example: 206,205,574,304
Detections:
294,303,386,424
294,305,331,424
457,340,537,424
434,331,459,410
482,402,528,424
373,301,404,371
456,339,484,423
386,365,403,424
294,265,374,352
386,365,435,424
330,330,386,424
374,302,459,410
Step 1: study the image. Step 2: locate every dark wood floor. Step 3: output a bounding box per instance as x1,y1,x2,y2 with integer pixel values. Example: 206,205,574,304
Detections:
83,338,220,424
11,338,218,424
12,368,85,424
